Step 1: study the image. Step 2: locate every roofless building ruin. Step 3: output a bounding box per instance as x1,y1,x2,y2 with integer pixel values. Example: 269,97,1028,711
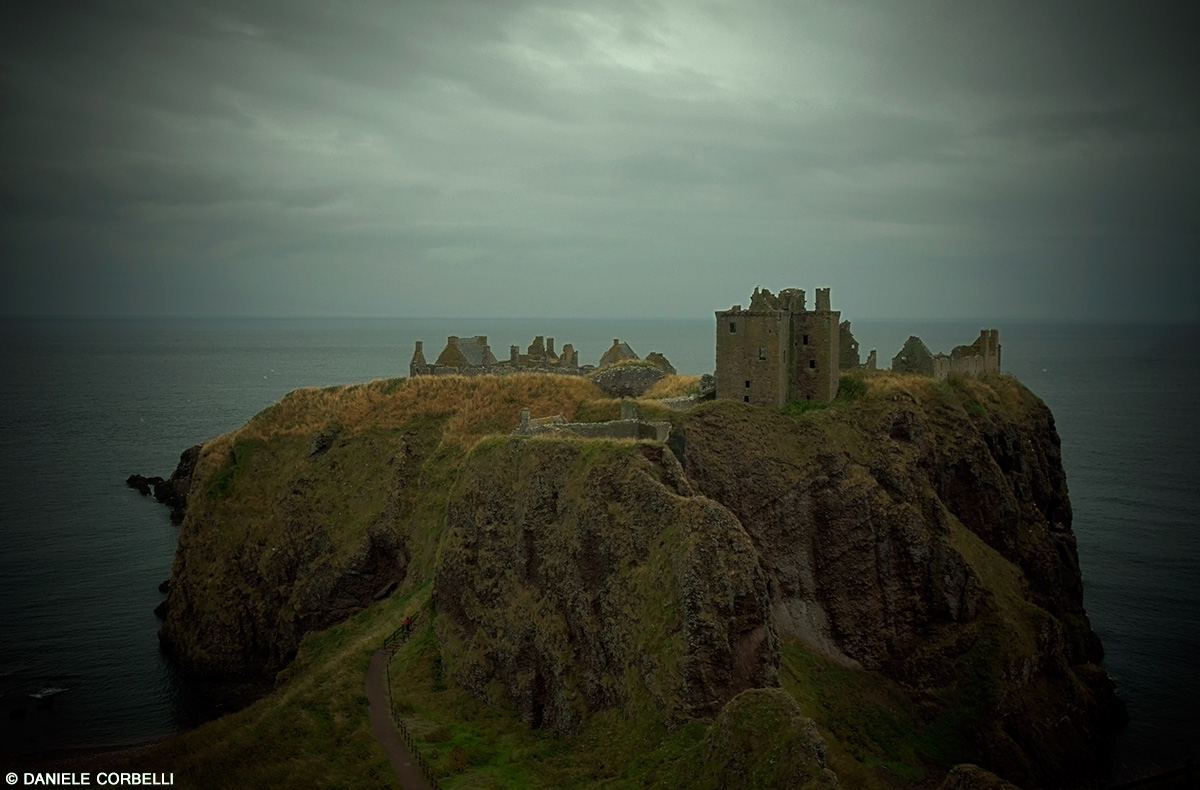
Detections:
715,286,841,406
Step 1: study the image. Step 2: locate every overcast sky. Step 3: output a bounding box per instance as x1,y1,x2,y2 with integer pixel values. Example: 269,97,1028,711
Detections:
2,1,1197,320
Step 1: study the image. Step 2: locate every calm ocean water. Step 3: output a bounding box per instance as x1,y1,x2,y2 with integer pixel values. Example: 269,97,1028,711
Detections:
0,318,1195,780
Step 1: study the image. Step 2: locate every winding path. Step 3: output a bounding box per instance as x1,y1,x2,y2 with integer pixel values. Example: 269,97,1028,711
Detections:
366,648,434,790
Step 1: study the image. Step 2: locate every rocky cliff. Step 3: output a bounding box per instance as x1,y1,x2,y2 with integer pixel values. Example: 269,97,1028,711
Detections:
433,438,777,732
156,375,609,678
155,371,1123,788
671,374,1124,787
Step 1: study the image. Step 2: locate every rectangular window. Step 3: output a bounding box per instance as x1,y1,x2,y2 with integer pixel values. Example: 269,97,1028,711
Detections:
802,334,809,346
745,380,751,388
809,360,816,369
744,396,750,402
729,321,737,333
758,346,766,360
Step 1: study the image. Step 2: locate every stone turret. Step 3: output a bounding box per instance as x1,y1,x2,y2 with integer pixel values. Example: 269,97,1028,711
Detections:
410,341,428,377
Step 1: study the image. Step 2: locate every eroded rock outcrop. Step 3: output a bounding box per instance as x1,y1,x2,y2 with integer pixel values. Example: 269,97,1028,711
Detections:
702,688,839,789
433,438,778,733
157,429,418,679
588,363,666,398
674,375,1123,788
155,374,616,683
127,444,201,524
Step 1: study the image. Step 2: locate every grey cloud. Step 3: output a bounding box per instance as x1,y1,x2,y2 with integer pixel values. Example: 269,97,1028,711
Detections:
1,0,1197,320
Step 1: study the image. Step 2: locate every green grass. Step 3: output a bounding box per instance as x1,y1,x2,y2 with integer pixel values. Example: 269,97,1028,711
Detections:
142,370,1066,788
387,614,714,789
782,373,868,416
779,642,926,786
116,585,429,789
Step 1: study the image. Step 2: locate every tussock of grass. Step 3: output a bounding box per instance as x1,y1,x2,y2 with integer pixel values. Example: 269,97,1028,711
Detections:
593,358,659,370
780,641,925,788
643,375,700,399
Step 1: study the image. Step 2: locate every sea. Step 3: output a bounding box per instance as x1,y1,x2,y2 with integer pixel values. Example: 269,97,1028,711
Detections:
0,317,1196,781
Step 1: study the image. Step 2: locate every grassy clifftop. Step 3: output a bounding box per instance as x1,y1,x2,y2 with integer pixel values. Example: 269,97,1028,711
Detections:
141,370,1120,789
159,374,611,677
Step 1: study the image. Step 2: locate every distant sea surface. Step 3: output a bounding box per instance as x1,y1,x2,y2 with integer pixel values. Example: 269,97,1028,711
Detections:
1,318,1196,780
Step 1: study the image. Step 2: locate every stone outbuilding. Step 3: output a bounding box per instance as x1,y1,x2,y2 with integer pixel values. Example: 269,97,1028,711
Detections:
599,339,639,368
892,336,935,376
891,330,1001,381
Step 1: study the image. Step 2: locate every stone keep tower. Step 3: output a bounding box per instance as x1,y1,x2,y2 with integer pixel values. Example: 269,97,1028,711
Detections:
715,286,841,406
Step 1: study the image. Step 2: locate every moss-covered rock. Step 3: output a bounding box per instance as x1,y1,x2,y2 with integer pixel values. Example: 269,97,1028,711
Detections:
432,438,778,733
939,764,1023,790
674,373,1123,788
702,688,839,789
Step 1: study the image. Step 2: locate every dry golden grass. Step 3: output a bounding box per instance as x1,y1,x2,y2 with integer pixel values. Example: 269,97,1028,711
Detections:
643,374,701,399
855,369,937,396
218,373,607,447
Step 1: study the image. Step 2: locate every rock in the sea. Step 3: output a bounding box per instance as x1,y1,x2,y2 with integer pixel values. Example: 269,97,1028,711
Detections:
125,474,164,496
151,444,202,525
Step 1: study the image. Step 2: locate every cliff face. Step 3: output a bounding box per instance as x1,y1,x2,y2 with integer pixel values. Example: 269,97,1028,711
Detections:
156,375,610,679
433,438,778,732
157,372,1121,788
673,375,1123,787
157,427,417,677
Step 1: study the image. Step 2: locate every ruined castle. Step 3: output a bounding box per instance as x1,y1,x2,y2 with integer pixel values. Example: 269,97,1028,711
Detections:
891,330,1001,380
716,286,1001,405
715,286,841,406
410,334,582,377
410,334,664,378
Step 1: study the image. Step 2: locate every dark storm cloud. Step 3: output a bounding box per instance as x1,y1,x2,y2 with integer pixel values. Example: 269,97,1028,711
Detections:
1,0,1197,318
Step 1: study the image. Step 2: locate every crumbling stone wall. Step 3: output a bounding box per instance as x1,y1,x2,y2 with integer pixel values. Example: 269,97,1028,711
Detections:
412,335,671,379
892,336,935,376
839,321,860,369
513,403,670,442
599,339,639,368
412,334,586,378
931,329,1001,381
893,330,1001,381
789,287,840,403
